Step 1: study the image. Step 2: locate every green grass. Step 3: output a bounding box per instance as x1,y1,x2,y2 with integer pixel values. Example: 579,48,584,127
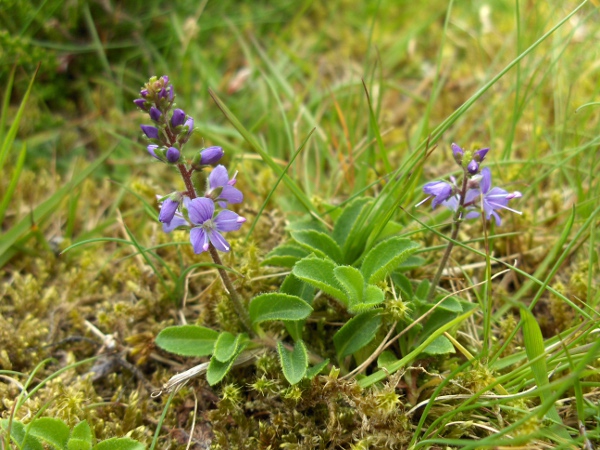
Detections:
1,0,599,448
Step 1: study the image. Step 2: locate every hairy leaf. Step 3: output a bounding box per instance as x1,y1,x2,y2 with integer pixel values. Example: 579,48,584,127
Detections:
155,325,218,357
249,293,313,324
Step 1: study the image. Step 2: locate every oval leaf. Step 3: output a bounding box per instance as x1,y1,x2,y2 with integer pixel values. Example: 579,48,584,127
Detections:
93,437,145,450
214,332,247,362
155,325,218,357
291,230,343,264
206,346,247,386
361,238,420,284
277,340,308,385
348,284,385,314
249,293,313,325
262,243,310,268
333,309,382,358
28,417,70,450
292,256,347,304
332,197,372,249
333,265,364,309
421,335,455,356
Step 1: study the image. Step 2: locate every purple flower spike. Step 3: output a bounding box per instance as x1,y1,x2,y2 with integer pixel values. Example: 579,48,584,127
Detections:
473,147,489,162
467,160,479,174
133,98,147,111
208,165,243,206
166,146,180,163
187,197,246,254
147,144,160,159
141,125,159,139
200,146,224,165
149,106,162,122
171,109,186,127
422,180,453,209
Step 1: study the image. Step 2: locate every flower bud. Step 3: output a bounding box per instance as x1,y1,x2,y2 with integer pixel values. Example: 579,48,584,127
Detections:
467,160,479,174
171,109,186,127
149,106,162,122
451,143,464,164
159,192,182,224
147,144,160,160
184,117,194,136
200,146,224,165
141,125,159,139
473,147,489,162
166,146,180,163
133,98,147,111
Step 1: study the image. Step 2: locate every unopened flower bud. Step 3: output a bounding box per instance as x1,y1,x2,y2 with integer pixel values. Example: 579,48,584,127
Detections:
159,192,182,224
147,144,160,160
451,143,464,164
467,160,479,174
200,146,224,165
166,146,180,163
184,117,194,136
141,125,159,139
133,99,147,111
149,106,162,122
473,147,489,163
171,109,186,127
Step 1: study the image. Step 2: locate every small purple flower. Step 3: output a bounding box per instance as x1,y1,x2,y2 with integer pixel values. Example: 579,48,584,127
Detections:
207,165,243,206
149,106,162,122
188,197,246,253
141,125,159,139
166,146,180,163
200,146,224,165
472,168,522,225
171,109,186,127
147,144,160,159
133,98,147,111
140,89,148,98
422,181,453,209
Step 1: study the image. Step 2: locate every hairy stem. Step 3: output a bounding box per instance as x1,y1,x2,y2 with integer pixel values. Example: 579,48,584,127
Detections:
426,170,469,302
209,245,255,337
177,164,196,199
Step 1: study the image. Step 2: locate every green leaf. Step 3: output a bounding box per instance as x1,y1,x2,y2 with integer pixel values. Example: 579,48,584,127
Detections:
249,293,313,324
292,256,347,304
93,437,145,450
1,419,43,450
214,332,247,363
261,243,310,268
155,325,218,357
421,335,455,356
520,307,569,439
361,238,420,284
291,230,343,264
377,350,398,369
333,309,382,359
281,273,314,341
349,285,385,314
396,255,426,271
392,272,413,299
331,197,372,248
277,340,308,385
206,347,247,386
28,417,70,450
415,279,430,301
68,421,93,450
305,359,330,379
333,266,364,309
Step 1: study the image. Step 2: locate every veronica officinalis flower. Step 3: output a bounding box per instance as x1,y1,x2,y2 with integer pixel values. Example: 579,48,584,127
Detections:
187,197,246,253
207,165,243,207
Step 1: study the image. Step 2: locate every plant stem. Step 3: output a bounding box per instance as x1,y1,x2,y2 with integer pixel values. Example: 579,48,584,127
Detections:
426,170,469,302
209,245,256,337
177,164,196,199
